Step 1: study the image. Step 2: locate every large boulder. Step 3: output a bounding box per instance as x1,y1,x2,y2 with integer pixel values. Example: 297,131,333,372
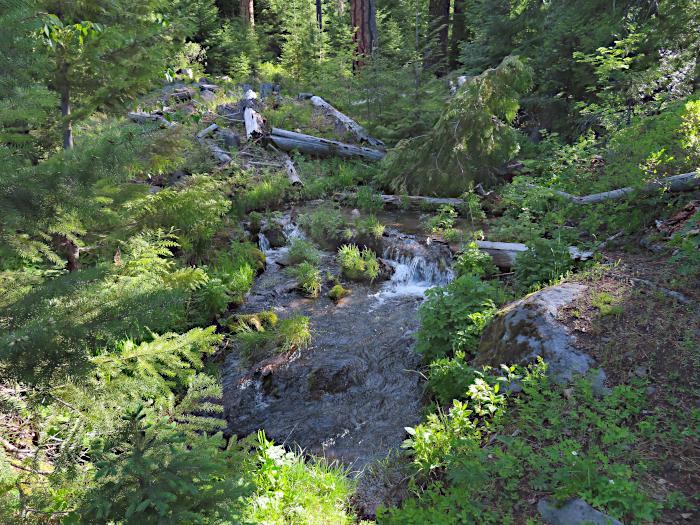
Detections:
537,498,623,525
476,283,609,394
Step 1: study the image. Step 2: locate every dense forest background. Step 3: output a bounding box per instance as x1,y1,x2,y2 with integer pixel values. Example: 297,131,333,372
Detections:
2,0,700,522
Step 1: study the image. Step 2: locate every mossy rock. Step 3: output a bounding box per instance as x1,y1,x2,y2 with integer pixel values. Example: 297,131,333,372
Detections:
228,311,278,332
251,248,266,275
329,284,350,300
264,226,286,248
340,266,369,282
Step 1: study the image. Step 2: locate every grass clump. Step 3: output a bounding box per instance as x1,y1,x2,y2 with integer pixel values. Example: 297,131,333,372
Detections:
298,205,345,247
337,244,380,282
231,312,310,363
247,431,356,524
286,239,322,266
328,284,350,301
286,262,322,297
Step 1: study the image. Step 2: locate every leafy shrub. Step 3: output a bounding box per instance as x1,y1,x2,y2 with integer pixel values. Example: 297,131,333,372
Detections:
459,190,487,221
414,274,497,364
453,241,498,277
286,239,322,266
286,262,322,297
426,351,477,406
298,206,345,246
337,244,380,282
355,186,385,214
247,431,356,524
358,215,385,239
514,237,574,291
423,204,458,233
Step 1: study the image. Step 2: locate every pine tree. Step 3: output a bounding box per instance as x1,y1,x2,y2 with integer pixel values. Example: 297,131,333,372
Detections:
383,55,533,195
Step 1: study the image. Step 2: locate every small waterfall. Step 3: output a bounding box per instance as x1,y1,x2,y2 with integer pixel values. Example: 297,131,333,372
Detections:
283,221,305,242
382,244,454,296
258,233,271,253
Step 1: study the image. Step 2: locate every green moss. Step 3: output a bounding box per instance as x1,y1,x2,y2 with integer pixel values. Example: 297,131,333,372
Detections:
228,310,278,332
328,284,350,300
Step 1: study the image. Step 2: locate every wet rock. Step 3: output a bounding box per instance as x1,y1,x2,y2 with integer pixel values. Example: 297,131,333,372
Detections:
476,283,611,395
264,226,286,248
538,498,623,525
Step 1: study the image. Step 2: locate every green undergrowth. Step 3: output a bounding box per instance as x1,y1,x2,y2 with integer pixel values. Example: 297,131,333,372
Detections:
378,361,679,525
337,244,380,282
229,312,311,363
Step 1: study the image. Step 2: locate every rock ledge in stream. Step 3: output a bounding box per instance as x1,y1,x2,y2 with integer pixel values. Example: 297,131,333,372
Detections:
476,283,610,395
537,498,623,525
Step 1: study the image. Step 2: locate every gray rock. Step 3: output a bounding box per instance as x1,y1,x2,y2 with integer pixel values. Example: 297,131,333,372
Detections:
199,90,216,103
645,386,656,395
198,77,211,84
168,170,188,186
163,82,186,93
633,365,649,378
215,130,241,150
175,68,193,79
264,226,286,248
538,498,623,525
476,283,611,395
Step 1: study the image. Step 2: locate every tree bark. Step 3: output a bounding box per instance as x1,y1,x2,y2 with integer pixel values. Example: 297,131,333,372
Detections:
59,61,73,150
428,0,450,73
240,0,254,27
316,0,322,30
523,171,700,205
350,0,378,68
267,128,386,161
449,0,469,70
244,107,266,138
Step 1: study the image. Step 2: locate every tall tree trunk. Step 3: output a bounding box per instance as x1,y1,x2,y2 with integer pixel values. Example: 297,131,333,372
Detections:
448,0,470,70
316,0,322,30
350,0,377,69
428,0,450,74
59,61,73,150
240,0,254,27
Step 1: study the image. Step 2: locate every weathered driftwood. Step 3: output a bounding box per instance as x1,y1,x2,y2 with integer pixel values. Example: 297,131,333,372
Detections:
605,273,690,304
309,95,386,148
127,112,175,128
244,107,266,139
530,171,700,205
267,128,386,161
201,140,231,164
447,240,593,268
337,193,462,207
281,153,303,186
197,123,218,138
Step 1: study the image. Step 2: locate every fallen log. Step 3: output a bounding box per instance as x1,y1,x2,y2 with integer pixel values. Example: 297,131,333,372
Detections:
336,193,462,207
281,153,303,186
267,128,386,162
529,171,700,205
201,140,231,164
447,241,593,268
197,123,218,138
605,273,690,304
244,107,266,139
309,95,385,148
127,112,175,128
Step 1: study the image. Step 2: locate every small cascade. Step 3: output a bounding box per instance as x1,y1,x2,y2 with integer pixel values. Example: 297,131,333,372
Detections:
282,221,305,242
382,240,454,296
258,233,271,253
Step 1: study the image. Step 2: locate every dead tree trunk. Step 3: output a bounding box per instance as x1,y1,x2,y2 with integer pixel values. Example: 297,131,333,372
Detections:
244,107,266,138
428,0,450,73
267,128,386,161
350,0,378,68
281,153,303,186
240,0,254,27
309,96,385,147
525,172,700,204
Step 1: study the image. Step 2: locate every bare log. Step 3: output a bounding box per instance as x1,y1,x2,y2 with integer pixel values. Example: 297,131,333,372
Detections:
197,123,218,138
281,153,303,186
605,273,690,304
309,95,386,148
447,240,593,268
200,140,231,164
244,107,266,139
267,128,386,161
529,171,700,205
127,112,175,128
336,193,462,207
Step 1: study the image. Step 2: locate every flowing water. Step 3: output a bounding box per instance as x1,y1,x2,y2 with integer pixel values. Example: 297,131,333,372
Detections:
221,205,456,513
